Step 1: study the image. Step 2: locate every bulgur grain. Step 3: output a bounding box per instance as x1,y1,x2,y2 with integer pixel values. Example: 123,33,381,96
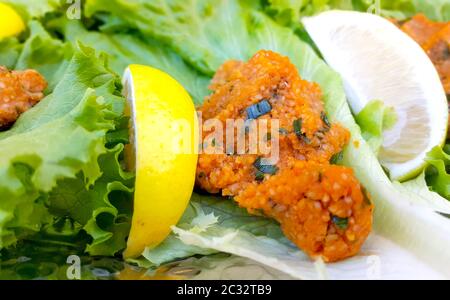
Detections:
196,50,373,262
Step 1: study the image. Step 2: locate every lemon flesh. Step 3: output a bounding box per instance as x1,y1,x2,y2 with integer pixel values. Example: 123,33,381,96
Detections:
0,3,25,39
122,65,198,258
303,11,448,181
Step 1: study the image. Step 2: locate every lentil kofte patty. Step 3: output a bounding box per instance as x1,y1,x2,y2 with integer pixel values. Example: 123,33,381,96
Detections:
0,66,47,128
196,50,373,262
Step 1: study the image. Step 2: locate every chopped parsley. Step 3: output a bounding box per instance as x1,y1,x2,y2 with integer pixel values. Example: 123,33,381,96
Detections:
332,216,348,230
253,157,279,178
293,118,311,144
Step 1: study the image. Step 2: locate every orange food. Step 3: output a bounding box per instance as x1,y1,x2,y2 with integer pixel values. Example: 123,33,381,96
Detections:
196,50,373,262
237,161,372,262
396,14,450,96
0,66,47,128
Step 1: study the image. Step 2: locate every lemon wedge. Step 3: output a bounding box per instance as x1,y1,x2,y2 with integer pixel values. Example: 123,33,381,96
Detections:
122,65,198,258
303,11,448,181
0,3,25,39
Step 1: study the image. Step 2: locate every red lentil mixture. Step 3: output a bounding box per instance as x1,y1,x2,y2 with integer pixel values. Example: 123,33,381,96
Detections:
196,50,374,262
0,66,47,128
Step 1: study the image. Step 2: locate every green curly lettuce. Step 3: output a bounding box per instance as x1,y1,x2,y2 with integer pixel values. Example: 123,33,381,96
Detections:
14,21,72,90
133,193,285,268
84,0,250,76
0,0,62,20
0,22,132,255
0,38,22,69
425,146,450,199
48,18,210,104
262,0,450,23
355,100,397,156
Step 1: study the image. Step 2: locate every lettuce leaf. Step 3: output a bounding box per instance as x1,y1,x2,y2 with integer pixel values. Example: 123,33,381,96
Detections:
355,100,397,156
263,0,353,24
0,230,127,279
46,18,210,105
425,146,450,199
393,172,450,214
262,0,450,22
172,215,443,279
139,194,441,279
2,8,208,256
0,38,22,69
48,144,133,256
0,23,132,255
262,0,304,27
171,254,295,280
135,193,285,268
85,0,450,278
0,0,61,20
84,0,250,75
377,0,450,21
14,21,72,91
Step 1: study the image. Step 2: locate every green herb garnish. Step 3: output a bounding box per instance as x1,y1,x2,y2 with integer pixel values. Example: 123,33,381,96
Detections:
293,118,302,137
332,216,348,230
330,151,344,164
321,111,331,128
253,157,279,177
293,118,311,144
255,171,265,181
